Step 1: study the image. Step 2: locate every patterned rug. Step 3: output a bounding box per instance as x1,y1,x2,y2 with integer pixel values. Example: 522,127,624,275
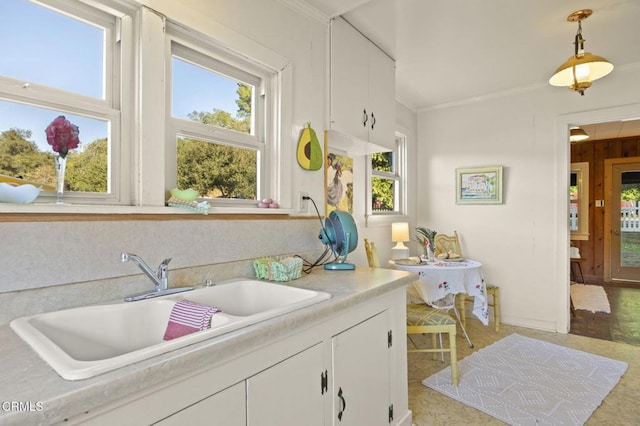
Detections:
570,284,611,313
423,334,627,425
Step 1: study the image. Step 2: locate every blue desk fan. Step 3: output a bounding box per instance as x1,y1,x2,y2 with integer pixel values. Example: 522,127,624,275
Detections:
320,210,358,270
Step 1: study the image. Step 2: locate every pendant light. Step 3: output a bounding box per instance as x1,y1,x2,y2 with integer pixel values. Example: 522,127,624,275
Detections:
570,127,589,142
549,9,613,95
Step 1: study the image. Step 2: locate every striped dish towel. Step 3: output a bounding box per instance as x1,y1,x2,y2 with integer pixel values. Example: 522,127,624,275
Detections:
163,300,222,341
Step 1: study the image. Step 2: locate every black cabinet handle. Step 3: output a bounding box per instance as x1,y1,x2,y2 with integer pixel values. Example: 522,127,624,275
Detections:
337,387,347,421
370,112,376,130
362,109,368,127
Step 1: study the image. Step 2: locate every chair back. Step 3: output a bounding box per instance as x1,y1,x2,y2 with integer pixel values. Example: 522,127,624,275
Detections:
434,231,462,257
364,239,380,267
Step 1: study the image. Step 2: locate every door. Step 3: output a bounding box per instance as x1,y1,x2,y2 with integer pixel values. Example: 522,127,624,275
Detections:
247,343,324,426
155,381,246,425
367,41,395,149
606,158,640,281
331,310,391,426
330,17,369,142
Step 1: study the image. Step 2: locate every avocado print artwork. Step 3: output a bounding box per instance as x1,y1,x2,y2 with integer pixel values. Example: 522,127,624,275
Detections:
296,123,323,171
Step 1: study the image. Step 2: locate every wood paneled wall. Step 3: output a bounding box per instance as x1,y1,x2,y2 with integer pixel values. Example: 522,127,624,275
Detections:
571,135,640,283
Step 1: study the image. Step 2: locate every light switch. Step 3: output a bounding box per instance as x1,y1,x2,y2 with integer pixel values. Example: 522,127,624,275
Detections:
595,200,604,207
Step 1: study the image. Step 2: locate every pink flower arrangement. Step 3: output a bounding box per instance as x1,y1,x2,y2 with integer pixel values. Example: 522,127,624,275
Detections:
45,116,80,158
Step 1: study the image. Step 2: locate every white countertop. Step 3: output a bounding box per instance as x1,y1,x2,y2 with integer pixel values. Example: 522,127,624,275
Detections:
0,267,415,426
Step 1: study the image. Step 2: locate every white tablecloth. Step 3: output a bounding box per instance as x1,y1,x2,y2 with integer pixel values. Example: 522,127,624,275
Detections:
392,259,488,325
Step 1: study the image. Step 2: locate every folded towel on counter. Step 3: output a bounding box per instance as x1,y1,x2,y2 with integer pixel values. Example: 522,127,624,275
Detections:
163,300,222,341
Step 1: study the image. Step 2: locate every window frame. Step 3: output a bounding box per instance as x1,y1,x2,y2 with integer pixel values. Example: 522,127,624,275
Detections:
0,0,133,205
570,161,590,240
165,22,278,207
0,1,292,214
366,131,408,226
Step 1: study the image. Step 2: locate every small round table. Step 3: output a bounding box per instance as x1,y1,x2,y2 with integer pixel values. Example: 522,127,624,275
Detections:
391,258,489,326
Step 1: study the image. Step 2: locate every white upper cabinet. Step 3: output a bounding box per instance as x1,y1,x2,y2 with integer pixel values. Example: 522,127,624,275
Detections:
330,17,396,152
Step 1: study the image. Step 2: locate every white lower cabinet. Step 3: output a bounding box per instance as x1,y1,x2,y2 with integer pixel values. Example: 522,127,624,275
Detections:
157,343,324,426
156,381,246,425
247,343,324,426
332,310,391,425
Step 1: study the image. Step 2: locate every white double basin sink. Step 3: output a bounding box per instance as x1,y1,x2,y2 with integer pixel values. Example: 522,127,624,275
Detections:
10,279,331,380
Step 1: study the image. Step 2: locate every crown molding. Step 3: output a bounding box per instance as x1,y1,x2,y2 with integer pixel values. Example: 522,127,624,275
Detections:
277,0,329,24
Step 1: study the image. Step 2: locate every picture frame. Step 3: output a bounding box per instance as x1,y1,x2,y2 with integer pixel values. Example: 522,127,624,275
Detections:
324,132,354,214
456,166,503,204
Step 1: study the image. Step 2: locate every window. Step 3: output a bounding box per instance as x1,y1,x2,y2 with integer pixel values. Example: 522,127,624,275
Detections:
570,162,589,240
0,0,129,204
368,132,407,219
0,1,288,211
166,26,274,206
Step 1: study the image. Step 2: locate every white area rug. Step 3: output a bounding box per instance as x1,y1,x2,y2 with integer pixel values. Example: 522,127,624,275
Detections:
571,284,611,313
423,334,627,425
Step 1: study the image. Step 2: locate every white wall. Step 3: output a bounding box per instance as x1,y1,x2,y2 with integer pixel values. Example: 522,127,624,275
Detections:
417,64,640,332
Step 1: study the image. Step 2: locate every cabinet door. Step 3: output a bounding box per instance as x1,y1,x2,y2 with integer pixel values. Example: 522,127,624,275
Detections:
155,381,246,425
332,310,391,426
330,17,369,142
247,343,324,426
367,44,396,149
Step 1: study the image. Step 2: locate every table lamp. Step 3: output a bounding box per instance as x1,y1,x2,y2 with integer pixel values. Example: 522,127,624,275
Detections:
391,222,410,260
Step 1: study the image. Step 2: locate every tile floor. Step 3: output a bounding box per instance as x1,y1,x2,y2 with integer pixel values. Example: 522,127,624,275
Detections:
408,299,640,425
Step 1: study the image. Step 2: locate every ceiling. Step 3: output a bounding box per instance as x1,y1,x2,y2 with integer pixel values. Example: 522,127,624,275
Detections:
301,0,640,140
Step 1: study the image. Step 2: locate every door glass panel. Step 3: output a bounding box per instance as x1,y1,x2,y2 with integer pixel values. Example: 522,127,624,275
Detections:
610,161,640,282
620,170,640,267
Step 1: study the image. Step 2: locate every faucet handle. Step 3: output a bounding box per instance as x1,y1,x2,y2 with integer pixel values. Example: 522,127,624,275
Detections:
157,258,171,278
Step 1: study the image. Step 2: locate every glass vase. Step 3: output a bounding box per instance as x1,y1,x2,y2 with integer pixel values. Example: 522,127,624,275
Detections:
429,248,436,262
54,153,67,205
422,247,436,263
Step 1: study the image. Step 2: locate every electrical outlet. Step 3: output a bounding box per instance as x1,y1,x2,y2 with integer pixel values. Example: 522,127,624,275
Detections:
299,191,309,213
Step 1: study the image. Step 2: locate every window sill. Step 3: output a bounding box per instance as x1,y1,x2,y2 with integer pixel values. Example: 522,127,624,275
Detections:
0,203,296,221
366,214,409,228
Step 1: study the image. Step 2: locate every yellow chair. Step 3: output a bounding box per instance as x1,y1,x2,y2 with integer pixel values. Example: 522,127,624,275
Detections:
364,239,380,268
406,304,459,385
364,239,459,385
459,284,500,332
434,231,462,258
435,232,501,332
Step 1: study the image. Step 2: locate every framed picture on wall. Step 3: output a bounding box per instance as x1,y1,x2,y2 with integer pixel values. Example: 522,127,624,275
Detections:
456,166,503,204
325,150,354,214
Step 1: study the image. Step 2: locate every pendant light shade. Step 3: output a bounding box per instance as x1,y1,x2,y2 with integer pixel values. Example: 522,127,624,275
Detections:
570,127,589,142
549,9,613,95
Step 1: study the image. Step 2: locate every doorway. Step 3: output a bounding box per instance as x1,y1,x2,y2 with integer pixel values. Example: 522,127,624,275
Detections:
605,158,640,282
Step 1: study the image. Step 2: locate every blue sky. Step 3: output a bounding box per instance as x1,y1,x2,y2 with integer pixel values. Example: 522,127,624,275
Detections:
0,0,241,152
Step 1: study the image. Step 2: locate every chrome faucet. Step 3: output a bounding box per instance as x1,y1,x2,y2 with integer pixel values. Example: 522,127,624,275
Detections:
121,252,194,302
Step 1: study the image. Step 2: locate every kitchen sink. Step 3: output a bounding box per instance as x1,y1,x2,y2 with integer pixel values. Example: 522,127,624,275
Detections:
10,279,331,380
177,279,329,316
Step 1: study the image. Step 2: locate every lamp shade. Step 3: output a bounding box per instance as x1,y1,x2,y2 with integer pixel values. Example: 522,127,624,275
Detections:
570,127,589,142
391,222,410,242
549,53,614,90
548,9,613,96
